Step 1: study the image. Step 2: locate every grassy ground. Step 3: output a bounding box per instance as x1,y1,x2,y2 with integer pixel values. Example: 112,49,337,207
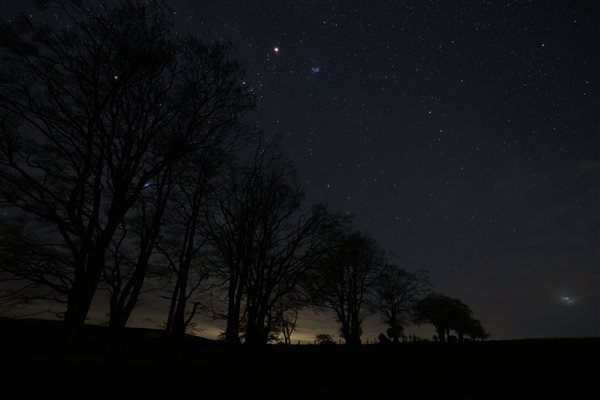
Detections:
1,317,597,398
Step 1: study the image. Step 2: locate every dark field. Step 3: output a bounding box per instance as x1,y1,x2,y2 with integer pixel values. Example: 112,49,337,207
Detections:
1,318,597,398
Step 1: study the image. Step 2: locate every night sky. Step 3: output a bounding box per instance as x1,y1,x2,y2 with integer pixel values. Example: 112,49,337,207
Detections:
4,1,599,340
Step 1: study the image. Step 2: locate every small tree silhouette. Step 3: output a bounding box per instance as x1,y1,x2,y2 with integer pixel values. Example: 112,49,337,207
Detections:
464,318,490,340
308,230,384,346
315,333,335,345
412,293,472,342
371,264,431,343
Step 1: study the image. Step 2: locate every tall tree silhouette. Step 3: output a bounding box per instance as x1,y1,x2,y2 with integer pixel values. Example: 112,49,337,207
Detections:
207,146,337,345
158,141,241,341
0,0,252,343
371,264,430,343
103,165,174,339
309,231,383,345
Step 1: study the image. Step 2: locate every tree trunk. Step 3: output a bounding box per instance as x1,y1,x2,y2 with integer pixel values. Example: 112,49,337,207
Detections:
108,252,154,340
436,326,446,342
171,263,190,340
165,279,180,334
224,295,241,344
341,322,351,345
389,318,400,343
244,301,259,346
349,313,362,346
61,254,104,351
63,291,91,341
225,271,245,345
108,308,128,344
225,317,241,345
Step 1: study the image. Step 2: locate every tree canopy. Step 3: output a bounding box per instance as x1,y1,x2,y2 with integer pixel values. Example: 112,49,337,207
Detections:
0,0,253,341
413,293,488,342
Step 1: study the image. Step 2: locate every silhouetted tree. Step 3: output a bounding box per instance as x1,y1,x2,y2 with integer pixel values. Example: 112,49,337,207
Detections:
378,332,392,344
463,318,490,341
434,299,489,341
0,219,70,313
207,146,338,345
103,166,174,339
267,293,301,344
412,293,472,342
158,135,244,342
372,264,430,343
158,170,210,341
0,0,253,343
386,326,404,342
309,231,384,346
451,310,478,341
315,333,335,345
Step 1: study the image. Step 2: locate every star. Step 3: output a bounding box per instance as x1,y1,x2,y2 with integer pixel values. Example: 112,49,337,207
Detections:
273,46,280,53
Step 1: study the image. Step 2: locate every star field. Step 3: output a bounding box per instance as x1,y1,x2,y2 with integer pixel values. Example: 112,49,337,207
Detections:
4,0,598,339
177,0,599,339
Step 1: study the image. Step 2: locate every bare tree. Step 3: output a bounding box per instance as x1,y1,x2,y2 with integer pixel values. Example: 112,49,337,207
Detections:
0,0,252,343
0,218,71,314
102,165,174,339
371,264,430,343
309,231,384,346
207,146,337,345
268,293,301,344
158,147,235,341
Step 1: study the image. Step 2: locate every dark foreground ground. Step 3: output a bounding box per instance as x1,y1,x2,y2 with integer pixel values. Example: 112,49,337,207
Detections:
1,317,598,398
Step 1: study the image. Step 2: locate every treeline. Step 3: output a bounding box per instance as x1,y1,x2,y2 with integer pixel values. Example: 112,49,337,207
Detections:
0,0,487,348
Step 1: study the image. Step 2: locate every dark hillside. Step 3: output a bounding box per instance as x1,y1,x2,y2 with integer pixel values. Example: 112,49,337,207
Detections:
1,318,597,398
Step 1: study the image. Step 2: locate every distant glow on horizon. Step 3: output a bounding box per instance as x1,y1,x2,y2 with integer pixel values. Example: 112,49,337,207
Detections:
559,295,576,305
